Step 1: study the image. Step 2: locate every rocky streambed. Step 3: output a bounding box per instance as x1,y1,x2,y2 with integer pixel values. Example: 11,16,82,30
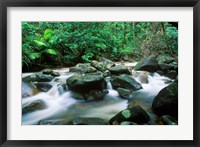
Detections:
22,56,178,125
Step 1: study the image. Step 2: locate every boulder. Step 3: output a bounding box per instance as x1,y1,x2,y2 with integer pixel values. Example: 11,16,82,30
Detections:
134,55,159,72
108,65,131,75
67,72,107,101
152,82,178,117
159,63,175,71
117,87,131,99
137,71,149,83
22,100,47,114
111,74,142,91
34,82,52,92
99,57,116,69
165,70,178,79
160,115,178,125
73,90,109,101
69,63,97,73
67,72,106,92
109,105,150,125
67,117,108,125
30,73,54,82
42,69,60,77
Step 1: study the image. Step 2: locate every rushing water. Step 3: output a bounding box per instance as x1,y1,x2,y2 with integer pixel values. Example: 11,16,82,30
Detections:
22,67,172,125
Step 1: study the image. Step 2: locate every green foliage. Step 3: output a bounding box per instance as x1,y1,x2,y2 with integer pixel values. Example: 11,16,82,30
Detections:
81,52,94,62
22,22,178,71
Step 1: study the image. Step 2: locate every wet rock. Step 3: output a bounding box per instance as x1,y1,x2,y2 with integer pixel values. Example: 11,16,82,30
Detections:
165,70,177,79
111,74,142,91
30,73,54,82
109,105,150,125
99,57,116,68
120,121,138,125
67,72,107,101
159,63,175,71
117,87,131,99
38,119,69,125
152,82,178,117
22,100,47,114
34,82,52,92
137,71,149,83
160,115,178,125
84,90,109,101
90,60,106,71
67,117,108,125
42,69,52,75
67,72,106,92
51,72,60,77
108,65,131,75
42,69,60,77
103,70,111,77
69,63,97,73
134,55,159,72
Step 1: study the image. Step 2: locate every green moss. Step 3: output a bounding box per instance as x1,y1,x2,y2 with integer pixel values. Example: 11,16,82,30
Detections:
122,110,131,118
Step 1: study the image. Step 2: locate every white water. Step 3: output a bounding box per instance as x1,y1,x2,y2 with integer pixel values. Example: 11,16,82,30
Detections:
22,68,171,125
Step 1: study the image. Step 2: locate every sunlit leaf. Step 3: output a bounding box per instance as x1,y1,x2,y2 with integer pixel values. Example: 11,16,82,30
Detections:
44,49,58,55
29,52,41,60
34,40,47,47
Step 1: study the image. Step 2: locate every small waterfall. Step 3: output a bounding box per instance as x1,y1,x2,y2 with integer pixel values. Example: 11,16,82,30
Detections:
106,77,113,90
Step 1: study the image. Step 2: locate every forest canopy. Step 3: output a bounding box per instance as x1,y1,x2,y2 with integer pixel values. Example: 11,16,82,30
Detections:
22,22,178,72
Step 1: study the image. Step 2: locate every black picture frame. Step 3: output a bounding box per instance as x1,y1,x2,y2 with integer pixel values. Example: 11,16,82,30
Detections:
0,0,199,146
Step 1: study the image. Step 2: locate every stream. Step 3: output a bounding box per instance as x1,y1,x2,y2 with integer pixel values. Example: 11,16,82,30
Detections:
22,66,172,125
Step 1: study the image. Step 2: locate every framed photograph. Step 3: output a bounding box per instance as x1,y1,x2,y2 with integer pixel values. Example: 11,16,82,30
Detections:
0,0,199,146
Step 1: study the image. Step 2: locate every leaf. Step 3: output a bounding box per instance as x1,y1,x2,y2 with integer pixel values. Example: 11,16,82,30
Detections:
29,53,41,60
34,40,47,47
44,49,58,55
44,29,53,39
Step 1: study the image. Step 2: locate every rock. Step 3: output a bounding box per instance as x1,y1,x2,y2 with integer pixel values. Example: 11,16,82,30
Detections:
134,55,159,72
152,82,178,117
51,72,60,77
109,105,150,125
117,88,131,99
67,72,106,92
98,57,115,69
67,117,108,125
159,63,175,71
42,69,52,75
30,73,54,82
111,74,142,91
157,55,174,64
103,70,111,77
83,90,109,101
42,69,60,77
69,63,97,73
137,71,149,83
67,72,107,101
165,70,177,79
22,100,47,114
108,65,131,75
38,119,69,125
160,115,178,125
34,82,52,92
120,121,138,125
90,60,106,71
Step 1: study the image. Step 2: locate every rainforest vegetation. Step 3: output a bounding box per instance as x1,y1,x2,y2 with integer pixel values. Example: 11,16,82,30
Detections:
22,22,178,72
22,22,178,125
